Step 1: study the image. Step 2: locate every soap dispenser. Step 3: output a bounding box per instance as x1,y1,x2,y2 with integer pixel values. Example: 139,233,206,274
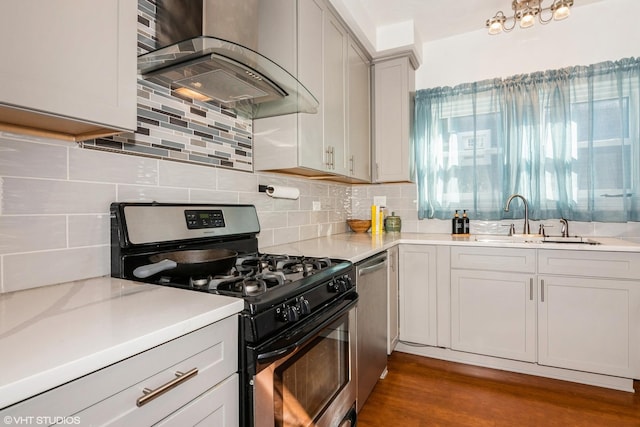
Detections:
462,210,470,235
452,210,463,234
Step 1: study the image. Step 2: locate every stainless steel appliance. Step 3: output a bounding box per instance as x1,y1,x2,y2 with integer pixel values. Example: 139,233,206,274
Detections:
355,253,388,411
111,203,357,427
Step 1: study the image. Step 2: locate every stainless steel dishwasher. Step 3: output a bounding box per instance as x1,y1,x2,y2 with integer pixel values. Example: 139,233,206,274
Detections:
355,252,388,411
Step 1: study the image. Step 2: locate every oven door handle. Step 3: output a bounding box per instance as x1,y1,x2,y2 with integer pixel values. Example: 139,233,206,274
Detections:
256,294,357,365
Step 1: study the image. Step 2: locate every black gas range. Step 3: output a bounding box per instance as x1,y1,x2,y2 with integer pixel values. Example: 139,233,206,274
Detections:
110,203,358,426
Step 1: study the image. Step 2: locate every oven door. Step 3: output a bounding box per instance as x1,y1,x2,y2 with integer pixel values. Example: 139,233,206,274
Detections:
253,294,357,427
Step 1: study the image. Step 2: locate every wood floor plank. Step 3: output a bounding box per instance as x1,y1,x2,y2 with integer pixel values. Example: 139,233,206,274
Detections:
357,352,640,427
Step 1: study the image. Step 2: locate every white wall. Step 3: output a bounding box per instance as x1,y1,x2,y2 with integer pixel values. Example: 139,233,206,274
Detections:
418,0,640,89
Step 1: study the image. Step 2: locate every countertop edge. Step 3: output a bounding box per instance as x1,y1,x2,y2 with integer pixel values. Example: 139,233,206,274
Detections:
263,232,640,264
0,278,244,410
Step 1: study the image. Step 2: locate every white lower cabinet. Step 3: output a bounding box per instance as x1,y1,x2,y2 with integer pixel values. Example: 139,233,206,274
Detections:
448,246,640,379
537,250,640,378
451,270,537,362
398,245,437,346
450,247,537,363
1,316,238,426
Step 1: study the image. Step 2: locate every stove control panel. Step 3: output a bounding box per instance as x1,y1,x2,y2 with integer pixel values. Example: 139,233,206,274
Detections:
327,274,353,293
276,296,312,324
184,210,226,229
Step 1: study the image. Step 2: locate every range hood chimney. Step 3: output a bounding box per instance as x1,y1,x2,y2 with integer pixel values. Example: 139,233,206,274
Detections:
138,0,318,119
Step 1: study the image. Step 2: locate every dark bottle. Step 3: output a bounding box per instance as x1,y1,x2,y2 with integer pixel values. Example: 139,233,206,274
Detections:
452,210,463,234
462,210,470,235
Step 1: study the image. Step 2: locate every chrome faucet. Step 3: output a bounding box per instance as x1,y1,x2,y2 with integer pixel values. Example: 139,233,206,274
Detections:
504,194,530,235
560,218,569,238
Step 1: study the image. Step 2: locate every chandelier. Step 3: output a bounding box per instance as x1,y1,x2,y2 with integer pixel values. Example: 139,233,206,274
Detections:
486,0,574,35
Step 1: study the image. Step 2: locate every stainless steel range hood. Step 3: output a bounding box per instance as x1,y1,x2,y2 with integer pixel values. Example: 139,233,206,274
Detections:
138,0,318,119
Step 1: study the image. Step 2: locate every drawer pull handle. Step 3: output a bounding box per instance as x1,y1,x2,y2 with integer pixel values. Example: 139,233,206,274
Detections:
136,368,199,407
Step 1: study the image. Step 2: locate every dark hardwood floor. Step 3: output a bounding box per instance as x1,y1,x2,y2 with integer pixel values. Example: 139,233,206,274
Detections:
357,352,640,427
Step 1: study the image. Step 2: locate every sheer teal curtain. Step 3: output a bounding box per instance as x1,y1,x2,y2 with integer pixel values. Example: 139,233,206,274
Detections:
414,57,640,222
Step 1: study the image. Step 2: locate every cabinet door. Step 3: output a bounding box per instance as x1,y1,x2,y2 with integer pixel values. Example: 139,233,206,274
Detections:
347,38,371,182
0,0,136,138
538,275,640,378
373,56,415,183
387,246,399,354
451,270,537,362
398,245,437,345
298,0,326,172
322,12,348,175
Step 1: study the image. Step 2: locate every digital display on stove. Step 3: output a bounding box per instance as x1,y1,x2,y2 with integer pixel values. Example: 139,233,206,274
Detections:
185,210,225,229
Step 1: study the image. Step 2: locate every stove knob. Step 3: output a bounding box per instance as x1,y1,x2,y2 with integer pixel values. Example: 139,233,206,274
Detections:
276,304,298,323
298,297,311,315
336,277,348,293
288,305,300,322
342,275,353,289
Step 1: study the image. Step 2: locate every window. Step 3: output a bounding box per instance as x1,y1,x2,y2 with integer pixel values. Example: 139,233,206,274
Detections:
414,57,640,222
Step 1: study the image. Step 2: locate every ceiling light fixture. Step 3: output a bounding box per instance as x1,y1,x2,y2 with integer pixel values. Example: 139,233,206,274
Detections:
486,0,574,35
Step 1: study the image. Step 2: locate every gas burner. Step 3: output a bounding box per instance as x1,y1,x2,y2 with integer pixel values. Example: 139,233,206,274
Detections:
189,276,210,289
255,271,287,287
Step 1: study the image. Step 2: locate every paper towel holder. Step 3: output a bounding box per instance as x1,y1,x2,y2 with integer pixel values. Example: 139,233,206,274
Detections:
258,184,300,200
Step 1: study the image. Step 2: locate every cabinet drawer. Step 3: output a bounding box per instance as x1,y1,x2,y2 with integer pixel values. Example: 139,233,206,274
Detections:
156,373,239,426
539,250,640,279
3,316,238,425
451,247,536,273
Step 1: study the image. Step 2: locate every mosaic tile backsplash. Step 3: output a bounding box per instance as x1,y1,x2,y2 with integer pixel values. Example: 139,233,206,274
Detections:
82,0,254,172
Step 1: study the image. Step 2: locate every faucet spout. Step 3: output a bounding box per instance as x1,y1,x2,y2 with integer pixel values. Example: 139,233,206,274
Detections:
504,194,530,235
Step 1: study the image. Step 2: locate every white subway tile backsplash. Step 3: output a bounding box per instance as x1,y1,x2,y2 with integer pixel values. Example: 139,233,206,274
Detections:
117,184,190,203
300,224,320,241
68,215,110,247
238,192,275,211
69,147,158,185
0,138,68,179
272,227,300,246
3,246,110,293
257,211,286,229
159,161,217,189
218,168,257,192
190,189,240,204
287,211,310,227
0,216,67,254
2,178,116,215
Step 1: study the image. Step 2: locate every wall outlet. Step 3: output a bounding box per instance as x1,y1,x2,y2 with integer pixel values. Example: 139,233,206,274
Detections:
312,201,321,211
373,196,387,207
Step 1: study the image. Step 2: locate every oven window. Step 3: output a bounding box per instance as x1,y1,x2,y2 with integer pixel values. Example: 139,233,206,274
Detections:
274,316,350,427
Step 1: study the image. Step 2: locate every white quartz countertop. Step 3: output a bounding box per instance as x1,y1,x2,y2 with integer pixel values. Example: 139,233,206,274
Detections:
263,232,640,263
0,277,244,409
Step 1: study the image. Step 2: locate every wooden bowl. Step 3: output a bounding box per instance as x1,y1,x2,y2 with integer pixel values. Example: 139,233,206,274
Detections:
347,219,372,233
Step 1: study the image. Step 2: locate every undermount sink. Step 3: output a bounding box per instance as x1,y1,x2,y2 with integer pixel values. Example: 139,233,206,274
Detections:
473,234,601,245
542,236,601,245
474,234,543,243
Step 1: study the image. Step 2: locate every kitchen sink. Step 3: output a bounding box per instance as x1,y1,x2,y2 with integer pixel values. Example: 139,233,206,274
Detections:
474,234,543,243
473,234,601,245
541,236,601,245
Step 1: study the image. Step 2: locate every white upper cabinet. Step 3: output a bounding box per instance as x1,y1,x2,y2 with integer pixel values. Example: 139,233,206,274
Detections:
254,0,371,182
373,54,417,183
347,38,371,182
0,0,137,141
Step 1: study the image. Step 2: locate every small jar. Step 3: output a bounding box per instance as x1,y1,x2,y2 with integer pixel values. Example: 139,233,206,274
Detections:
384,212,401,232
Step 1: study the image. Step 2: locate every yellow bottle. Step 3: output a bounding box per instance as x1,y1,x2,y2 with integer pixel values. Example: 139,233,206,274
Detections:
371,205,378,234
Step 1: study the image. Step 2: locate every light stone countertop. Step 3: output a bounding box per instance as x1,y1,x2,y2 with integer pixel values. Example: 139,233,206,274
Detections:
263,232,640,263
0,277,244,409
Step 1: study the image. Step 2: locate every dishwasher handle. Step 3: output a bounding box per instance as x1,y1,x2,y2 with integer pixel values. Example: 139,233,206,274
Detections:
357,255,387,276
